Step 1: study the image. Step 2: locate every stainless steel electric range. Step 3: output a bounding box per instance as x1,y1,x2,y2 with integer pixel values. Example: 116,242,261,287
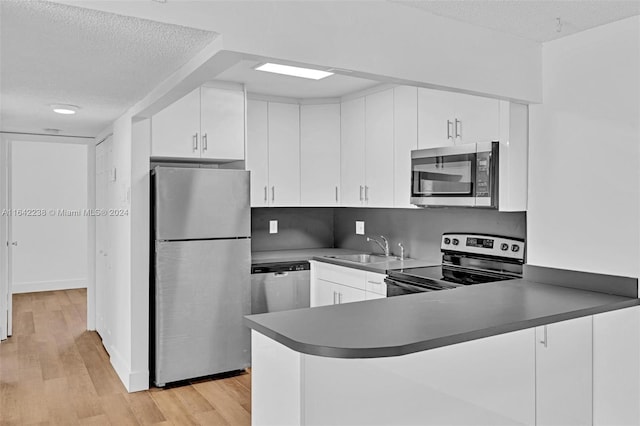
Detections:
385,233,525,296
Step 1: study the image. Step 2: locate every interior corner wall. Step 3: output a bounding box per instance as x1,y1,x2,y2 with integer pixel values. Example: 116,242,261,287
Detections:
528,16,640,278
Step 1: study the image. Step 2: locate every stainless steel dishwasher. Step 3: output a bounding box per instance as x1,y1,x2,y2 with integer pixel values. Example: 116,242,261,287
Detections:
251,261,311,314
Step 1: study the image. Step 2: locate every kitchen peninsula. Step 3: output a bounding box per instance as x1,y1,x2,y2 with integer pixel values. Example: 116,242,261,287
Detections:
245,276,640,426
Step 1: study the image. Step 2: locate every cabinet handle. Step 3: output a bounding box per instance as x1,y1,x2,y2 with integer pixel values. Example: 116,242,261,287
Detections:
193,133,198,151
338,293,343,304
202,133,208,152
359,185,363,201
539,325,548,348
447,120,453,139
335,186,339,202
333,291,337,305
455,119,462,139
264,186,268,202
368,281,382,285
271,186,275,202
365,186,369,202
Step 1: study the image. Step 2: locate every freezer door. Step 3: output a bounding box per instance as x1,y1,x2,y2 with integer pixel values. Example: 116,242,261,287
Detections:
154,239,251,386
154,167,250,240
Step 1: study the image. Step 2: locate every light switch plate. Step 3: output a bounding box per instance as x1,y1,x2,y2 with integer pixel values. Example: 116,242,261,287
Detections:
356,221,365,235
269,220,278,234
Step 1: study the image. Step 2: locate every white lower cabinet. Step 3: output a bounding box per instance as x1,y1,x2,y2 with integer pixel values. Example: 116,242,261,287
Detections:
310,261,386,307
535,316,593,426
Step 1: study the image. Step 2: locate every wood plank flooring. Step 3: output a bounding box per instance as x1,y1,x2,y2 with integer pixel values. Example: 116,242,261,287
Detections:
0,289,251,425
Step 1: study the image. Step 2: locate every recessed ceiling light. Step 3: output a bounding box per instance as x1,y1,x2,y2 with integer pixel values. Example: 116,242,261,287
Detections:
50,104,79,115
254,63,334,80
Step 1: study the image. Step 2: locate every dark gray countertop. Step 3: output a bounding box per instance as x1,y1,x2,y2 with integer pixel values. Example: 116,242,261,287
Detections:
245,279,640,359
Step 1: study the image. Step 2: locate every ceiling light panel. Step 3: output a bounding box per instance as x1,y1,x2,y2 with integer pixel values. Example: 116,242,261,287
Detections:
255,63,334,80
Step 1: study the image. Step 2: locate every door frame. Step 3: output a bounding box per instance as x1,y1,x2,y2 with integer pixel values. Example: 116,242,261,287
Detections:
0,132,95,340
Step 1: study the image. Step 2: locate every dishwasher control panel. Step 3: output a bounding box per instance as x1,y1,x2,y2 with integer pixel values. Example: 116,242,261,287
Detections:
251,261,310,274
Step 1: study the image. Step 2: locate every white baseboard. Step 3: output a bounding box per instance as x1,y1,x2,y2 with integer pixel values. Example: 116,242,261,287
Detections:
109,345,150,393
12,278,86,294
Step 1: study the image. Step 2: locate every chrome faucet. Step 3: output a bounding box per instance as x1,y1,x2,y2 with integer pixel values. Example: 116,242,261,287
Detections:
398,242,405,260
366,235,390,256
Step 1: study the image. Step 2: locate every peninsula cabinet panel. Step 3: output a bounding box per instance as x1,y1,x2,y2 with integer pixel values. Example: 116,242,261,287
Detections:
246,100,269,207
300,103,341,206
303,328,535,425
535,316,593,426
152,88,201,159
364,89,395,207
340,97,366,207
268,102,300,206
593,306,640,426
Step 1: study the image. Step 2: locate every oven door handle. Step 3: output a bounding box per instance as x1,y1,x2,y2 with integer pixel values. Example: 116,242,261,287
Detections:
384,278,438,293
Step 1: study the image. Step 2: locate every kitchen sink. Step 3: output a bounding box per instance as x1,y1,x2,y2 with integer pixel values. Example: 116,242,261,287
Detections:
326,253,401,264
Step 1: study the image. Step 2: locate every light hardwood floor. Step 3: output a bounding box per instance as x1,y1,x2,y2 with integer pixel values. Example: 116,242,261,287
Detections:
0,289,251,425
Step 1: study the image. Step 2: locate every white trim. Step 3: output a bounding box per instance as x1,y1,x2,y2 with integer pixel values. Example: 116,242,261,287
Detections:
0,132,93,145
247,92,301,104
12,279,87,294
201,80,244,91
298,98,341,105
0,136,8,340
340,83,398,102
109,345,149,392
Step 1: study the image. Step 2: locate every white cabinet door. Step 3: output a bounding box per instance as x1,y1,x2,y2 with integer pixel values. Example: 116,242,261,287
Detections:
536,316,593,426
593,306,640,426
300,104,341,206
268,102,300,206
334,283,366,305
453,92,500,145
246,100,269,207
365,89,395,207
418,88,456,149
312,279,338,307
200,87,245,161
393,86,418,207
365,271,387,297
151,88,200,158
340,97,366,207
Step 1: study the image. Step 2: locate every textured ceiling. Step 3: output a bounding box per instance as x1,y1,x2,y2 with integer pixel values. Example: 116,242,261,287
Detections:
216,59,381,99
393,0,640,42
0,0,217,137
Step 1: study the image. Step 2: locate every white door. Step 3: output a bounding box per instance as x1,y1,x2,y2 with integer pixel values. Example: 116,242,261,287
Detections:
151,88,201,159
246,100,270,207
536,316,593,426
0,138,10,339
300,103,341,206
268,102,300,206
200,87,245,161
365,89,395,207
340,97,366,206
95,137,112,346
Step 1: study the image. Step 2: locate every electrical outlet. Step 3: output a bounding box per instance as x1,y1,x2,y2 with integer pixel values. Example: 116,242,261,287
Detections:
355,221,365,235
269,220,278,234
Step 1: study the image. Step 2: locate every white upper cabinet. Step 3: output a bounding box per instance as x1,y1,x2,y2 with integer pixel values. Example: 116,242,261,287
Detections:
200,87,245,161
268,102,301,207
151,86,245,161
152,88,201,159
393,86,418,208
246,100,269,207
418,88,500,148
498,101,528,212
300,104,341,206
364,89,395,207
340,97,366,207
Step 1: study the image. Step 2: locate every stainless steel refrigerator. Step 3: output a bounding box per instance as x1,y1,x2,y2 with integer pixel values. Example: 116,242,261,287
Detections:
151,166,251,387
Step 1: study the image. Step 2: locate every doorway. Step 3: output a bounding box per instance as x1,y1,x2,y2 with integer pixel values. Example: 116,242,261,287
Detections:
0,135,91,340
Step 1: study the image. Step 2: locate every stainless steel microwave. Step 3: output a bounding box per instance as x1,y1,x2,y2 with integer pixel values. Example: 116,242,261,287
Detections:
410,141,499,208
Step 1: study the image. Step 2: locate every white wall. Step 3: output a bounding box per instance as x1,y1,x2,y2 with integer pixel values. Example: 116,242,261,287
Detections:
58,0,541,103
10,140,88,292
528,16,640,278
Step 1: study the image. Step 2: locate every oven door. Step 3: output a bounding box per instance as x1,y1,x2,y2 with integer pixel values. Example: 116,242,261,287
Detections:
384,277,441,297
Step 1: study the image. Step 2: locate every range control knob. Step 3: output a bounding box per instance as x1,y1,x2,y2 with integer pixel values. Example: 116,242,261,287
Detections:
501,243,509,251
444,237,451,245
511,244,520,252
452,238,459,246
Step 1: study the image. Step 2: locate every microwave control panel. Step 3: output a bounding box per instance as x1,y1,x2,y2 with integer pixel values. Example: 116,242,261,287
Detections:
475,151,491,197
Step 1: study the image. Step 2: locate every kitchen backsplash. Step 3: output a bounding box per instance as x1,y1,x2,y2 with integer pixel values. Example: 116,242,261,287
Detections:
333,208,526,261
251,207,334,251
